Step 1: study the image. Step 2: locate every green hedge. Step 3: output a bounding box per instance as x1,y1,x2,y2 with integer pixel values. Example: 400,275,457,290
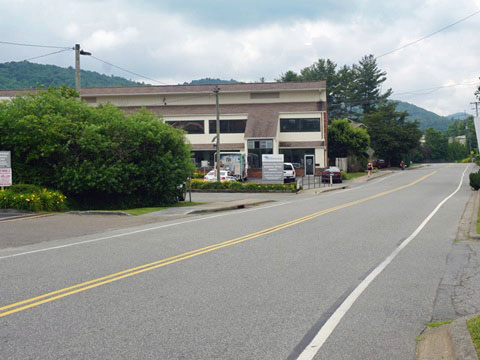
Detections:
0,187,68,212
190,179,296,192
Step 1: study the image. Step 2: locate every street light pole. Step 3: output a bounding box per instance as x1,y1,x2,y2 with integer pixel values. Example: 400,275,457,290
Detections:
214,86,221,182
75,44,81,94
74,44,91,97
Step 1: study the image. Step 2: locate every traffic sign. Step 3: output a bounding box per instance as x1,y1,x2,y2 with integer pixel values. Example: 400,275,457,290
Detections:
0,168,12,187
0,151,11,168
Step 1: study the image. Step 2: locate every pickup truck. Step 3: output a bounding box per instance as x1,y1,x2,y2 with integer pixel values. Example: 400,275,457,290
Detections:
284,163,296,183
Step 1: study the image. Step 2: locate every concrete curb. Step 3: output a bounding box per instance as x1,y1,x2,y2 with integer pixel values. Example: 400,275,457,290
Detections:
448,315,478,360
67,211,131,216
407,164,429,170
186,199,274,214
297,185,348,195
349,170,393,184
468,190,480,240
0,208,32,214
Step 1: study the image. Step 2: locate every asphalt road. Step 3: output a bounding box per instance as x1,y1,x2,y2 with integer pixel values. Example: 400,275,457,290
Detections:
0,164,473,359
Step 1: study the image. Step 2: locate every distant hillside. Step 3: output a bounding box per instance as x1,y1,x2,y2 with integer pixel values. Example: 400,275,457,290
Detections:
446,112,471,121
184,78,240,85
393,100,454,132
0,61,146,89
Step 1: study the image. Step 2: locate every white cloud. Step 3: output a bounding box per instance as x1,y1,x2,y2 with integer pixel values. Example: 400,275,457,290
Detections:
0,0,479,115
83,27,139,51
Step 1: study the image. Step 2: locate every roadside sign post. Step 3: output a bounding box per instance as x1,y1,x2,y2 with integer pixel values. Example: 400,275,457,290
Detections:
262,154,284,184
0,151,12,191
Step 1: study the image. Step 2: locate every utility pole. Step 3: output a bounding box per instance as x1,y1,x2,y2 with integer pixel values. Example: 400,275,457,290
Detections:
214,86,221,182
74,44,91,97
75,44,81,94
472,101,480,118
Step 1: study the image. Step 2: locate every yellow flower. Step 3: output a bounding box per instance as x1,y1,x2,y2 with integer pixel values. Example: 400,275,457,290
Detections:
26,199,30,202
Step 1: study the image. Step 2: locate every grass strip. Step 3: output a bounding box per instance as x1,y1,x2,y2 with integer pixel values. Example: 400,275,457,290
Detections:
343,172,367,180
467,314,480,357
427,321,452,328
477,196,480,234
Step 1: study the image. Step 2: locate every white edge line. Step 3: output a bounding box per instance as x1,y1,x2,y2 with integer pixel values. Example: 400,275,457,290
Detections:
296,164,469,360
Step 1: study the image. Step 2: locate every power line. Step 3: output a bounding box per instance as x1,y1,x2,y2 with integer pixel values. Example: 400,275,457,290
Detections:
393,80,480,96
328,80,480,109
89,55,169,85
23,48,72,62
0,40,71,50
376,9,480,59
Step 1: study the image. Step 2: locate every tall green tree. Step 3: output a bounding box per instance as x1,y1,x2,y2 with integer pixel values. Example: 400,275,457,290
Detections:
445,116,477,153
447,141,468,161
280,59,339,118
424,128,448,160
278,55,392,121
331,65,357,120
362,103,421,165
327,119,369,159
352,55,392,115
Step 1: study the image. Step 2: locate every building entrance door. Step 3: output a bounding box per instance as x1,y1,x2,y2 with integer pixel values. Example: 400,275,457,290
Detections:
304,155,315,175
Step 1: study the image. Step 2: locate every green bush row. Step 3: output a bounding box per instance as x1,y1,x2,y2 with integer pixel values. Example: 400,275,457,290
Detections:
0,186,68,212
190,179,296,192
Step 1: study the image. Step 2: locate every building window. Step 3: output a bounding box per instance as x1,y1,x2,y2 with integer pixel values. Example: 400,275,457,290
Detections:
247,139,273,168
279,148,315,166
166,120,205,134
280,118,321,132
209,120,247,134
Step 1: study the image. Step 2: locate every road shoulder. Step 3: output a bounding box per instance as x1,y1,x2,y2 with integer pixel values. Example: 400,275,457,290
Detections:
418,189,480,359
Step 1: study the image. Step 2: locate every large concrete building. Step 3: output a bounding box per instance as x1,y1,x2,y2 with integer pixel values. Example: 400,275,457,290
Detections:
0,81,328,175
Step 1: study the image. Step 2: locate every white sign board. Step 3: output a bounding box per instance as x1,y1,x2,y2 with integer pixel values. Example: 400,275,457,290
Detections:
0,168,12,187
0,151,11,168
262,154,284,184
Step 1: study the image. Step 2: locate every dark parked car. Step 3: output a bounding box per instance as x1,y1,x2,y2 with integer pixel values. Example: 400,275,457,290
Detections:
321,166,342,183
372,159,388,169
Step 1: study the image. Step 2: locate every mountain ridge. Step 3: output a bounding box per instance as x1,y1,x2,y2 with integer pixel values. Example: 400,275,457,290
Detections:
0,62,470,132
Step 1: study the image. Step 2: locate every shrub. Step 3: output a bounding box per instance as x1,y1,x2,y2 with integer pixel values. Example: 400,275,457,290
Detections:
8,183,43,194
461,157,472,163
229,182,244,190
470,172,480,190
245,182,260,191
189,180,295,192
191,172,205,179
190,179,204,188
0,188,68,212
341,171,347,180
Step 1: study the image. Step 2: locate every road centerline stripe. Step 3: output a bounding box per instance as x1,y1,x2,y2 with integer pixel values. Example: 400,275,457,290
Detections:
0,170,438,318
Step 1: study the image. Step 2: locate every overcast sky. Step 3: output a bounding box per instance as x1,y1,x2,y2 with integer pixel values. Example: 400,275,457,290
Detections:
1,0,479,116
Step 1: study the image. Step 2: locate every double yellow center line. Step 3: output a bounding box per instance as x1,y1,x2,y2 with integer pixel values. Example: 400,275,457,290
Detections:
0,171,436,318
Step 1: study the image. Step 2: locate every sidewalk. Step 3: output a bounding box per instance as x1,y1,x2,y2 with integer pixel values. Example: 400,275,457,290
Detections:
417,189,480,359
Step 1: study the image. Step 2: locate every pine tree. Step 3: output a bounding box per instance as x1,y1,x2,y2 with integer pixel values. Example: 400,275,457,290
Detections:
352,55,392,115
